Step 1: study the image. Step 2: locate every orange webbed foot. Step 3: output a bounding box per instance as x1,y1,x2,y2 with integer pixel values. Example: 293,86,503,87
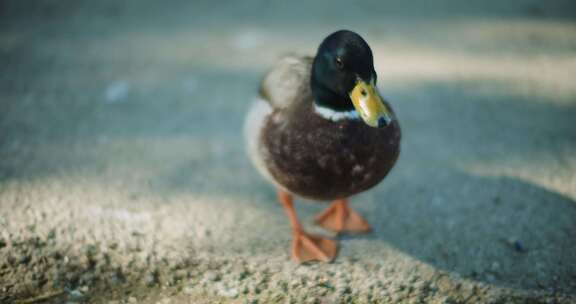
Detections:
278,190,338,263
291,230,337,263
315,199,371,234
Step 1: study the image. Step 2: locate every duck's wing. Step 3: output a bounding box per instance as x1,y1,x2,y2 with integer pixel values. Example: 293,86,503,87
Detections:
259,55,313,109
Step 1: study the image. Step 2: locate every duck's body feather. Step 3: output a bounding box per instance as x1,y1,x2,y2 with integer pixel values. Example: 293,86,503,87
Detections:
245,55,401,201
259,56,313,109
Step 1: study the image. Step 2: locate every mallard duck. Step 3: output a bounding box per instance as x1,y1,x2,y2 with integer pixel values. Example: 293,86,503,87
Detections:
244,30,401,263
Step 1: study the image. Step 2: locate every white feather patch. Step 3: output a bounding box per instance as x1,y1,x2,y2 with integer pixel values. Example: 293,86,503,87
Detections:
313,104,360,122
244,98,286,190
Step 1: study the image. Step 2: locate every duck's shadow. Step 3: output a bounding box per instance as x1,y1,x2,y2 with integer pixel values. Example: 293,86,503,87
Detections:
338,167,576,292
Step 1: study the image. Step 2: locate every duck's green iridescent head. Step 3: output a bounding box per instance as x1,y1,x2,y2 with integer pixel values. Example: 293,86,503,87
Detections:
311,30,392,128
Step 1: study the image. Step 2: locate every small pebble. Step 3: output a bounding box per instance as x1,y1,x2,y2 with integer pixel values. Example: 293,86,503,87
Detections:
238,270,250,280
441,296,457,304
204,271,220,282
19,254,31,265
513,240,526,252
68,289,85,301
241,286,250,294
216,284,239,298
104,81,130,104
183,285,196,295
47,229,56,240
111,268,126,285
145,271,159,286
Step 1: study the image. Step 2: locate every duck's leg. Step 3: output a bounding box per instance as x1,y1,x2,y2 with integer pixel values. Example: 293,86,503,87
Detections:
314,198,371,234
278,190,337,263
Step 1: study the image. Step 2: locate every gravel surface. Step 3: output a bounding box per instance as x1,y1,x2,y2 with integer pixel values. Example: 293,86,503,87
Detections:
1,0,575,303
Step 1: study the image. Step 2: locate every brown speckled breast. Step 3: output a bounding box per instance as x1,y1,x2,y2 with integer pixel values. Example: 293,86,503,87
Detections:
260,101,401,201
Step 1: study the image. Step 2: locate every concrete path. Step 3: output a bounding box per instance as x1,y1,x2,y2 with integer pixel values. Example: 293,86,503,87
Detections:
1,0,575,303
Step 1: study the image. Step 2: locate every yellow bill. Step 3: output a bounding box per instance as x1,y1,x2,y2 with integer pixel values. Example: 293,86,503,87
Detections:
349,79,392,128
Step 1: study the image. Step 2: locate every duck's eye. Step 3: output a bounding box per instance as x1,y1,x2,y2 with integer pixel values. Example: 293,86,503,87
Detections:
335,57,343,69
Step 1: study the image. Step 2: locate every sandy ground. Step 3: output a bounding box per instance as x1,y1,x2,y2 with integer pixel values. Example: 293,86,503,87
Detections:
1,0,576,303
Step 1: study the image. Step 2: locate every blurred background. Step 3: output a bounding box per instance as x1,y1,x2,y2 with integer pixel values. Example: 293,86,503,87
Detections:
1,0,575,303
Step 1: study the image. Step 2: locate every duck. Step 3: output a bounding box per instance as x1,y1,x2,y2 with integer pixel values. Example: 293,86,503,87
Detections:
244,30,401,263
